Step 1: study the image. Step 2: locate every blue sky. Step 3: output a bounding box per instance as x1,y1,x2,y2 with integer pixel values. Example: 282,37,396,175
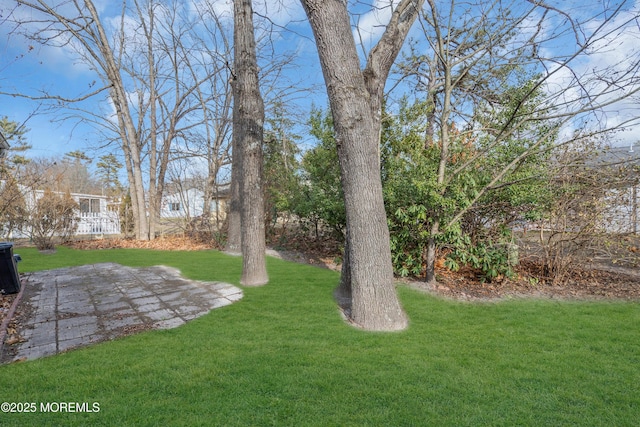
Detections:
1,0,639,168
0,0,320,161
0,37,102,158
0,0,423,163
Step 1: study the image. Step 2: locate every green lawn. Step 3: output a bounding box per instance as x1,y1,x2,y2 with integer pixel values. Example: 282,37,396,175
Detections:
1,246,638,426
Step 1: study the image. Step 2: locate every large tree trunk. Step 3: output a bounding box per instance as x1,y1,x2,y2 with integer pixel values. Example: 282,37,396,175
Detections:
301,0,423,331
233,0,268,286
332,85,406,331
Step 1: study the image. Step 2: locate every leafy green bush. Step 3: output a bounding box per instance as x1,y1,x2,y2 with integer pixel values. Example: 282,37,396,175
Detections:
444,233,517,282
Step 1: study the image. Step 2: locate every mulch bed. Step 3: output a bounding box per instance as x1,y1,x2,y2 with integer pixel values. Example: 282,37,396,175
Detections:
1,294,16,319
67,236,213,251
406,260,640,302
0,292,23,350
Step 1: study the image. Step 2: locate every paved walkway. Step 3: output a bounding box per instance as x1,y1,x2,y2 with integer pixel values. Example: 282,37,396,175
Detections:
1,263,242,363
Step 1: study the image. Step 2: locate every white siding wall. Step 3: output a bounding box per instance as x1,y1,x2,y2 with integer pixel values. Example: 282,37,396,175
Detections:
160,188,218,219
602,186,640,234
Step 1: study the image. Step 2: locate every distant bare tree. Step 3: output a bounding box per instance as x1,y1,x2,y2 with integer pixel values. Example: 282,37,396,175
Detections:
4,0,239,241
5,0,150,239
16,155,101,194
0,176,27,238
537,139,640,282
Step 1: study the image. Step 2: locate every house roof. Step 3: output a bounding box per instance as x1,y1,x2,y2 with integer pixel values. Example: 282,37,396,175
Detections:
586,144,640,189
594,143,640,167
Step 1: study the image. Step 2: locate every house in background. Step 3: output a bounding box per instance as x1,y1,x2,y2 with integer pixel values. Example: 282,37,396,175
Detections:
597,144,640,234
2,185,121,239
161,187,209,219
514,144,640,236
2,131,120,238
160,183,230,224
72,192,121,235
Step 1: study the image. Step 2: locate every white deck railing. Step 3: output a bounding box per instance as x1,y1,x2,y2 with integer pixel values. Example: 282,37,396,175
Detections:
75,212,121,235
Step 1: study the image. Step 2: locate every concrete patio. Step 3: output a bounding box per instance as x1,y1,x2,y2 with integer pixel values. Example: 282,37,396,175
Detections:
0,263,242,363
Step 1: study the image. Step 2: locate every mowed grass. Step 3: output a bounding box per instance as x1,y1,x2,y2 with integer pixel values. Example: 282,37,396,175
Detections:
1,246,638,426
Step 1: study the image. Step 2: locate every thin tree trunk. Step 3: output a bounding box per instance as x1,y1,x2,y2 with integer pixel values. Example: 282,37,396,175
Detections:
423,1,452,280
203,174,214,221
425,222,438,284
85,0,149,240
145,1,158,241
131,152,150,240
119,123,139,239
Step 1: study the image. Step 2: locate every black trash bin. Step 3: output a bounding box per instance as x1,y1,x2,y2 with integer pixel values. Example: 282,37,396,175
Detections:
0,242,21,294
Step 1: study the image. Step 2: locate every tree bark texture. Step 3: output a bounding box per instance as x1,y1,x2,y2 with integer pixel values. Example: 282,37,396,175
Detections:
425,226,438,284
225,134,242,254
234,0,268,286
301,0,423,331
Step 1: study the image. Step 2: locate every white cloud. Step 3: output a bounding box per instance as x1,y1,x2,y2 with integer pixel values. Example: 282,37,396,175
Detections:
188,0,233,22
352,0,396,50
0,0,101,77
188,0,304,27
255,0,305,27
